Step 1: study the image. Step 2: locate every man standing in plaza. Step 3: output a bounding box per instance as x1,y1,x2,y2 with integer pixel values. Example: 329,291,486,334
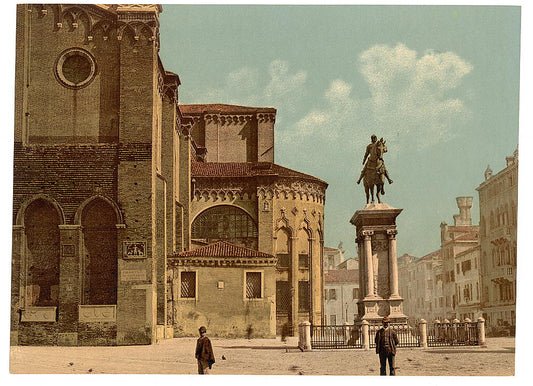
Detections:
195,326,215,374
375,316,399,376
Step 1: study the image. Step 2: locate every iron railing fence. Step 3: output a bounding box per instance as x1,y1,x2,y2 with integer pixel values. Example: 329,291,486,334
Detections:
427,322,479,347
310,321,480,349
369,323,421,348
310,325,363,349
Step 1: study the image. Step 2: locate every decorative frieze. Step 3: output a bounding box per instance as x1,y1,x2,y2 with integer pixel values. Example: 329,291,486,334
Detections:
257,113,276,123
168,257,277,268
204,114,253,125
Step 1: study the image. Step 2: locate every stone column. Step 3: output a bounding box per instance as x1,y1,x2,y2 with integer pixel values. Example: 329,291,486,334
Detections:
290,236,299,331
362,230,375,298
387,229,400,298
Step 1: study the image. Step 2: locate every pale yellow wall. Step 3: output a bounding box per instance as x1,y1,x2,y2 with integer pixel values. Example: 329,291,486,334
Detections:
171,264,276,338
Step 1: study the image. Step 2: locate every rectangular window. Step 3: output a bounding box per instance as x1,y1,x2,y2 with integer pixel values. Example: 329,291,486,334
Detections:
276,254,290,268
298,254,309,268
352,287,359,299
276,281,291,313
298,281,310,312
461,260,472,273
330,314,337,325
327,288,337,300
246,272,262,299
180,271,196,298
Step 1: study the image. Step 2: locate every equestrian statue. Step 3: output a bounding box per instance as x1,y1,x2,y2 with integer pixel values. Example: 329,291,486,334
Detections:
356,134,393,204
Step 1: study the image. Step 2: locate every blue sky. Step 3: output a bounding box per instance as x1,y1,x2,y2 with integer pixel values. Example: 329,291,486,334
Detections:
158,4,520,258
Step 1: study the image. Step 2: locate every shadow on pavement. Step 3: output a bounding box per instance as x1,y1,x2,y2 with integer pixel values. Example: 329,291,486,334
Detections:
425,348,515,354
219,345,300,350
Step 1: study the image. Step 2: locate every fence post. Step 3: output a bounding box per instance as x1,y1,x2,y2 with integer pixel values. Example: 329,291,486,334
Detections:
452,319,460,344
298,321,312,351
343,322,350,343
477,317,486,347
419,319,427,348
362,320,370,350
434,320,440,342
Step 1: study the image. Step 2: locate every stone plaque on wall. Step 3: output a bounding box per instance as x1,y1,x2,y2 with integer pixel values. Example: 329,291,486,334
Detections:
21,306,57,322
79,305,116,322
120,269,147,282
123,241,146,259
62,244,75,256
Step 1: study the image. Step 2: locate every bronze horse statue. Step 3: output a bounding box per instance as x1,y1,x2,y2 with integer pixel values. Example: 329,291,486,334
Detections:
363,139,388,204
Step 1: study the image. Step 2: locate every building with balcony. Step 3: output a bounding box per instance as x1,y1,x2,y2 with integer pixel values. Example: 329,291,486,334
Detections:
477,150,518,335
455,245,482,321
440,197,480,320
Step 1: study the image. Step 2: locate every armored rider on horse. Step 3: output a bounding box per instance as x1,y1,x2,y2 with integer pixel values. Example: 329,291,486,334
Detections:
356,134,393,204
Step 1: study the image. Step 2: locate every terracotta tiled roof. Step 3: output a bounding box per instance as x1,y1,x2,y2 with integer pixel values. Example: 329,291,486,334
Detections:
192,161,327,185
324,269,359,284
418,250,442,262
180,104,276,115
169,241,275,258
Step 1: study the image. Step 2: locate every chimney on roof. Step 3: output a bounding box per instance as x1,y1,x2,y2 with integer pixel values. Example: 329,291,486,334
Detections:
484,165,493,180
453,196,473,226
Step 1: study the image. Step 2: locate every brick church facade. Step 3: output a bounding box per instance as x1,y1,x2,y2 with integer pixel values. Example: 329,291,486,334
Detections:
11,4,327,345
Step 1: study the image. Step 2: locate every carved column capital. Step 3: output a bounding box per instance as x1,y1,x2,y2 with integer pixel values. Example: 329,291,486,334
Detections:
361,230,374,239
387,229,398,239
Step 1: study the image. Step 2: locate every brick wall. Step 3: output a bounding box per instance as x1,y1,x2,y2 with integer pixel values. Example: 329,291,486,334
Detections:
13,144,119,223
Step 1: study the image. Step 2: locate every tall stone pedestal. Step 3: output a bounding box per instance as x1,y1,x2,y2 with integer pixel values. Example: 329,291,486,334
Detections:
350,203,407,324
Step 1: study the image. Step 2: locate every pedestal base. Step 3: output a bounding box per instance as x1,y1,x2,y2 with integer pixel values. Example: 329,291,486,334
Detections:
356,296,408,324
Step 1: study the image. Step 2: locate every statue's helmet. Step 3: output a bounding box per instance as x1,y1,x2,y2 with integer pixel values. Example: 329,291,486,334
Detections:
371,134,377,142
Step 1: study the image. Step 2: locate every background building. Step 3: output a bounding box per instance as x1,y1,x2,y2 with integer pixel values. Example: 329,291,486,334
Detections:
324,269,359,325
455,245,482,321
477,150,518,335
398,251,443,322
323,246,344,270
440,197,480,320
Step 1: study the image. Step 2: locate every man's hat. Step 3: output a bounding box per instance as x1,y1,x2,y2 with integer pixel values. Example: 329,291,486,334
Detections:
199,326,207,333
382,316,391,323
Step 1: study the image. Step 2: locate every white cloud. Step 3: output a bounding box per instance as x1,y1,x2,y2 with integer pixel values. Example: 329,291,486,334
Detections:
196,60,307,111
284,43,473,150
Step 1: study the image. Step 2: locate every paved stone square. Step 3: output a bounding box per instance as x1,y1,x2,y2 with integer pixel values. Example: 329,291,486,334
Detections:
9,337,514,376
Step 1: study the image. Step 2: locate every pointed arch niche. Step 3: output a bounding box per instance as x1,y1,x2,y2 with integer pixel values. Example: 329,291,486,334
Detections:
80,197,119,305
23,198,62,307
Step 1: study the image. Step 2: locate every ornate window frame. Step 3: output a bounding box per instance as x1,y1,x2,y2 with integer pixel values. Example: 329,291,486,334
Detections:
54,47,97,89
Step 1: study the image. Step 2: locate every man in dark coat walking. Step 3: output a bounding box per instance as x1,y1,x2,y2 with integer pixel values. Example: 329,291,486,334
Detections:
374,316,399,375
195,326,215,374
